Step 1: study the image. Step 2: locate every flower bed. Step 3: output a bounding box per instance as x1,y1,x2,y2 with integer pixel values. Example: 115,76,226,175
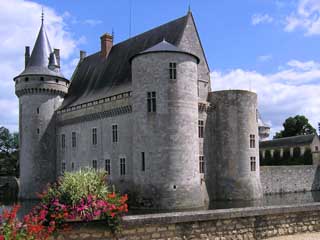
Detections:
0,169,128,239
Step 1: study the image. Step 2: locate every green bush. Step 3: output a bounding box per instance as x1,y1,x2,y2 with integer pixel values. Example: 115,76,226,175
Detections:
263,150,272,166
303,148,313,165
273,149,281,165
42,168,110,206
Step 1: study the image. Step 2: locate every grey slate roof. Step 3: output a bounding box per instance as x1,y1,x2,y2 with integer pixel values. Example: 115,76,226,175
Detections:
61,13,193,108
131,39,200,63
16,21,65,79
260,134,316,149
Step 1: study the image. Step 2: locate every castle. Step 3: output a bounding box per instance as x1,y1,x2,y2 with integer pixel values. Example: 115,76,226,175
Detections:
14,12,263,209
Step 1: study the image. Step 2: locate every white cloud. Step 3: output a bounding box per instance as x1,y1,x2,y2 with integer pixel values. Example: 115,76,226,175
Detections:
0,0,81,132
252,14,274,25
284,0,320,35
258,55,272,62
83,19,103,26
211,60,320,137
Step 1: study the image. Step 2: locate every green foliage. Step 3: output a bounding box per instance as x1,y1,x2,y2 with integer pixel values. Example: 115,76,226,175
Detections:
0,127,18,153
303,148,313,165
273,149,281,165
42,168,110,206
274,115,316,139
0,126,19,176
260,147,313,166
261,150,272,166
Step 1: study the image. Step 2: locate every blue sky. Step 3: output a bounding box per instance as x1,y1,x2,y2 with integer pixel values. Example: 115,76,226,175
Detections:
0,0,319,136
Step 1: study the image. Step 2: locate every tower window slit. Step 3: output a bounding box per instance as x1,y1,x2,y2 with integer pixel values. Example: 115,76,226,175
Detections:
147,92,156,112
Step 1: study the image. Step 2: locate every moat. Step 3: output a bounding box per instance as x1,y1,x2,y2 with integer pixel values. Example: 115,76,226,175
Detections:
2,191,320,218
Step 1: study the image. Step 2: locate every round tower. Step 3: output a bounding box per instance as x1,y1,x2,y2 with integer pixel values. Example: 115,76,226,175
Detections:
131,40,204,209
14,18,69,199
207,90,262,201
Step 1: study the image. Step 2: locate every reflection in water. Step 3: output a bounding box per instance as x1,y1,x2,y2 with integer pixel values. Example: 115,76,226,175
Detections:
1,191,320,217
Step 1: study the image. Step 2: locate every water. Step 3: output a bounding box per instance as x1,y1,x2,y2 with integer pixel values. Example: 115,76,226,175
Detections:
1,191,320,218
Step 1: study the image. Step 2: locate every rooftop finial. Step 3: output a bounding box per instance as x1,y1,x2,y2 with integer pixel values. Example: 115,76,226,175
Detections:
41,7,44,24
188,0,191,13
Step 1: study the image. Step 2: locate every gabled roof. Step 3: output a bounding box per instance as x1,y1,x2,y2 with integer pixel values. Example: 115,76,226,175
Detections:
61,13,192,108
260,134,317,149
16,20,65,79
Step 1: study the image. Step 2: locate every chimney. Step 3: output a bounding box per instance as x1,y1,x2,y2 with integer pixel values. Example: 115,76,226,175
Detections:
54,48,60,68
80,50,87,62
100,33,113,58
25,46,30,68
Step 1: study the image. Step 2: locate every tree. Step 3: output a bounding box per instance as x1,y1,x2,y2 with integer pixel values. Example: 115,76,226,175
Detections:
0,126,19,176
0,127,18,154
274,115,317,139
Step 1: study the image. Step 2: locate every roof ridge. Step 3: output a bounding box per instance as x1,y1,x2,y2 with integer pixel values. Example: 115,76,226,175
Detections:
113,14,188,48
264,134,315,142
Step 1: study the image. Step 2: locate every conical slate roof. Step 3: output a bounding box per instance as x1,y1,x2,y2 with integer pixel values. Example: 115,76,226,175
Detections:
16,20,65,78
131,39,200,62
142,39,182,53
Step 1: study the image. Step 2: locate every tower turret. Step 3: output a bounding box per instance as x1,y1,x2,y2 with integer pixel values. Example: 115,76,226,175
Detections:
131,40,204,209
14,16,69,199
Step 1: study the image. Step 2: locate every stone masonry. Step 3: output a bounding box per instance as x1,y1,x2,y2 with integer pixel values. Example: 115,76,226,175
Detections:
53,203,320,240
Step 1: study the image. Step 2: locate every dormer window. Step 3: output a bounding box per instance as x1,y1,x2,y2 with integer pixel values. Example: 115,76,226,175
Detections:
40,77,44,81
169,62,177,80
55,79,59,83
25,77,29,82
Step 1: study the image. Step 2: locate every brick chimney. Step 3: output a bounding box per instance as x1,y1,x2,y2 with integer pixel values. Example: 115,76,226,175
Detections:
100,33,113,58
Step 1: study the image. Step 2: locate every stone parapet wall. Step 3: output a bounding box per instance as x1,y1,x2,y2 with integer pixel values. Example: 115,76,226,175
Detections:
260,166,320,194
54,203,320,240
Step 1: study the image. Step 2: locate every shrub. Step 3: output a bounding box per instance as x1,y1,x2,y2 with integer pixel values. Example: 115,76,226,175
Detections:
0,169,128,239
0,204,55,240
38,169,128,232
303,148,313,165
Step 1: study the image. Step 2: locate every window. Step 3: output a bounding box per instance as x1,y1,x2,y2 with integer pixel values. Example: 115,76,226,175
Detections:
61,162,66,173
105,159,111,175
120,158,126,176
25,77,29,82
37,128,40,134
92,128,97,145
37,108,39,114
250,134,255,148
112,125,118,143
92,160,97,170
61,134,65,149
72,132,76,148
147,92,156,113
250,157,256,171
316,146,319,152
55,79,59,83
141,152,145,171
40,77,44,81
199,155,205,174
71,162,74,171
198,120,204,138
169,62,177,80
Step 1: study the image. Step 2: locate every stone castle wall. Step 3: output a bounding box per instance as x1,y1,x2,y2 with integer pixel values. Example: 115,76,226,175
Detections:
54,203,320,240
260,165,320,194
